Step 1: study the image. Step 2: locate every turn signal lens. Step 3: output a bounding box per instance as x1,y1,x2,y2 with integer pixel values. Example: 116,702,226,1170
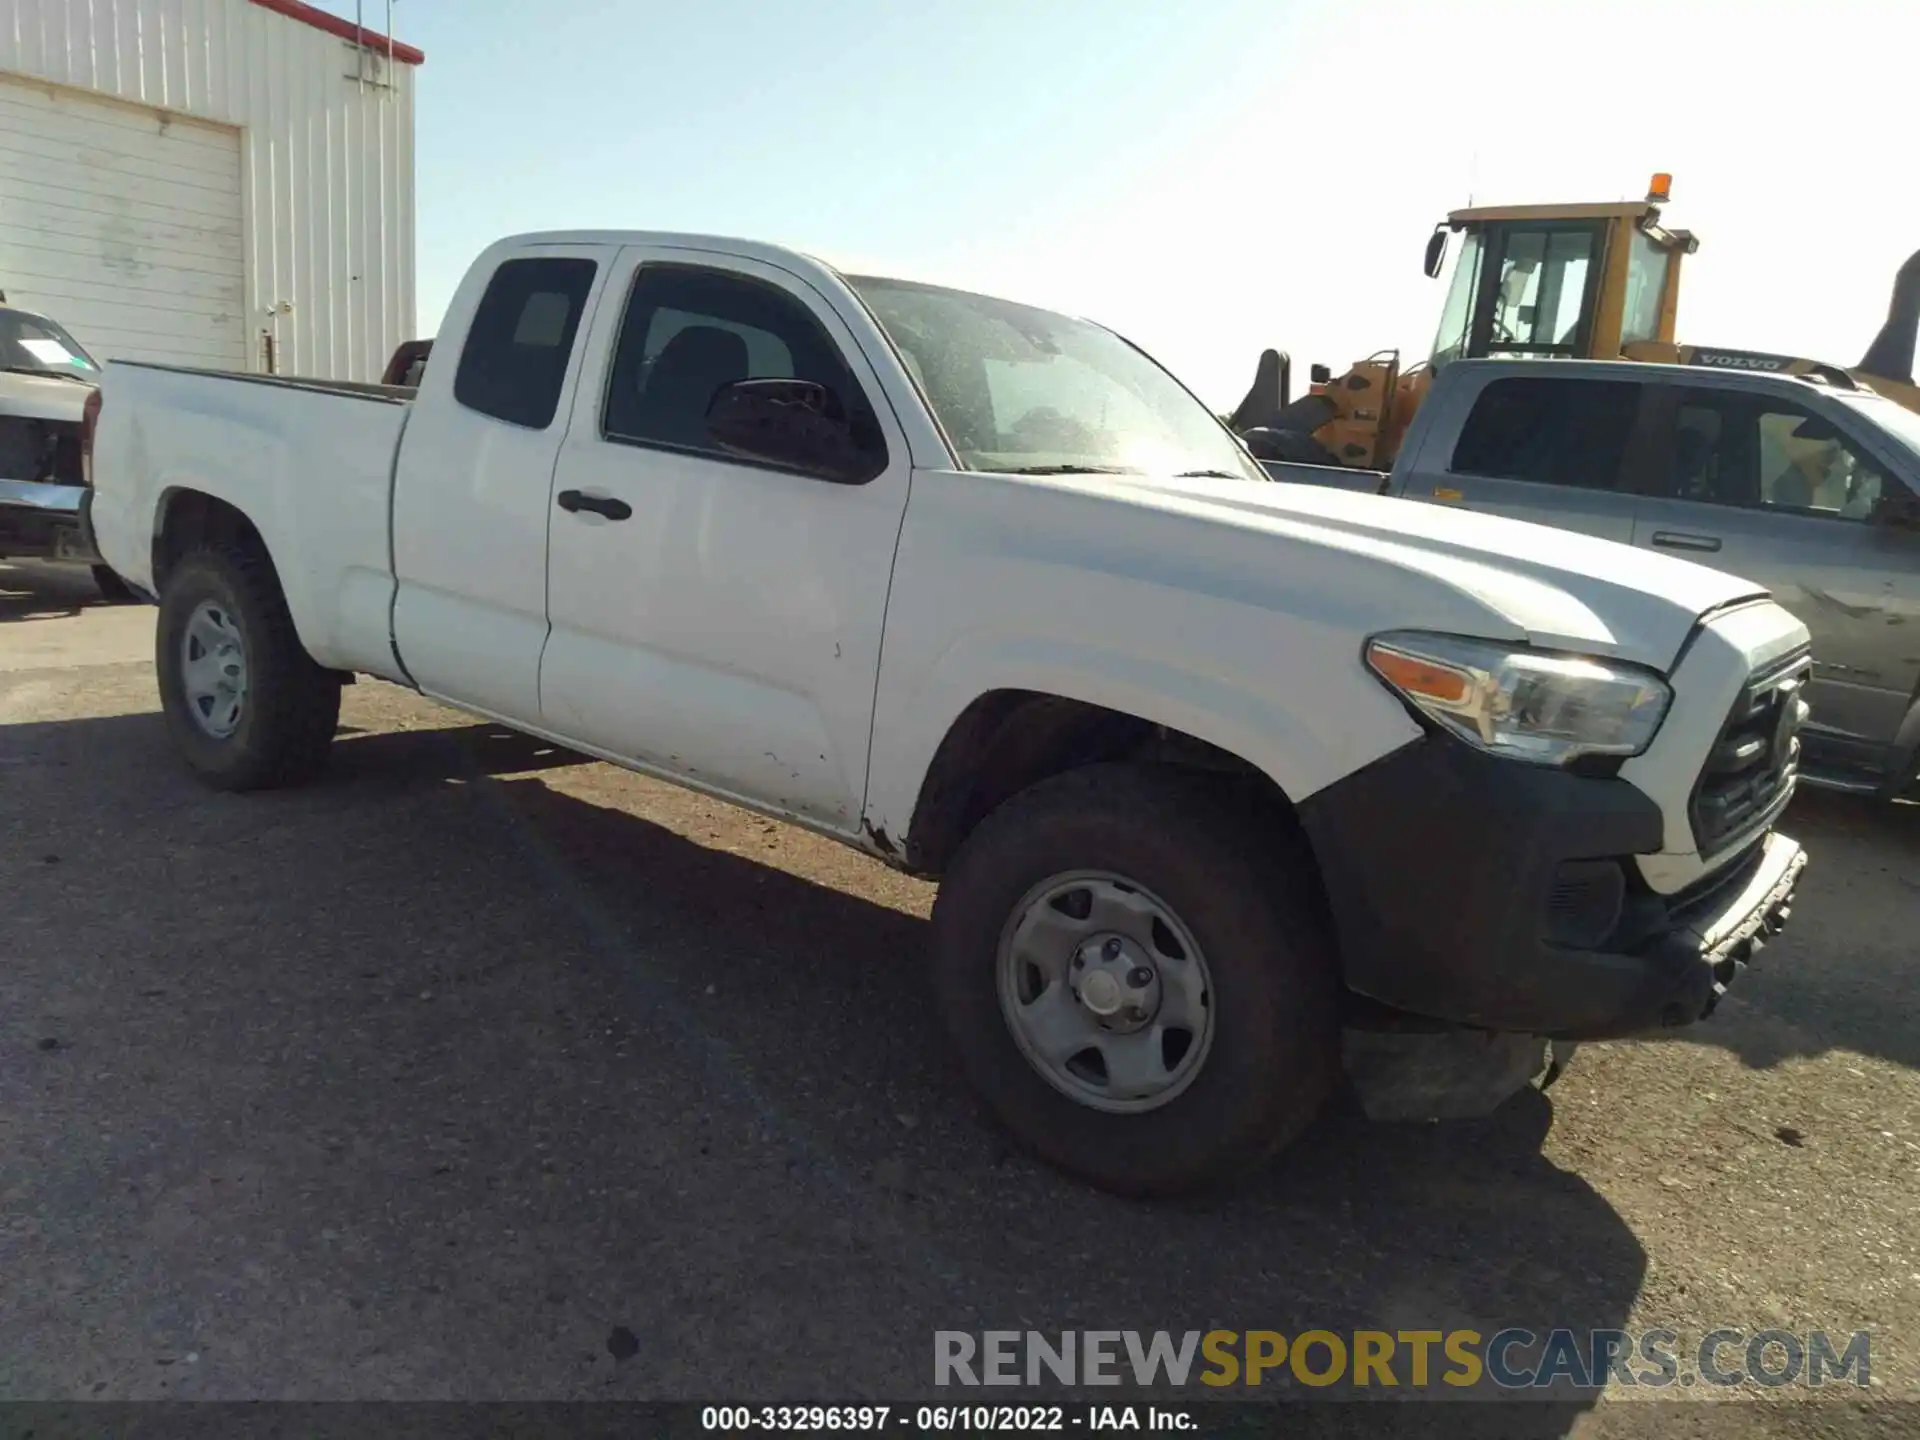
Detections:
1367,648,1471,705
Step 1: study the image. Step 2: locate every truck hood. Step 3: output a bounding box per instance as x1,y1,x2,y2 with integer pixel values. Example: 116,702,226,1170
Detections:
0,371,95,424
1105,473,1769,673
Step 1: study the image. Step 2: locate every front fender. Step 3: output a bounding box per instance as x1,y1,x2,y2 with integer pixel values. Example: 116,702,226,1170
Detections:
862,625,1423,852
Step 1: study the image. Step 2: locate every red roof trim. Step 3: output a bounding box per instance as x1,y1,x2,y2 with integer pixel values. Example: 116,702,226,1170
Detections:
247,0,426,66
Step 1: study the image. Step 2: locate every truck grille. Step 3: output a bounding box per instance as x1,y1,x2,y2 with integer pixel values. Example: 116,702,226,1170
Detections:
1689,649,1810,855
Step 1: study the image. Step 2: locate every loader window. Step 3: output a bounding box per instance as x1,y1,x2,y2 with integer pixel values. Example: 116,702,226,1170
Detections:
1619,230,1668,346
1450,376,1639,490
1484,229,1596,356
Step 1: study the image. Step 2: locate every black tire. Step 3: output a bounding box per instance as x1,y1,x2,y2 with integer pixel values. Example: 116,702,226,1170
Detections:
91,563,137,603
155,544,341,791
930,763,1340,1197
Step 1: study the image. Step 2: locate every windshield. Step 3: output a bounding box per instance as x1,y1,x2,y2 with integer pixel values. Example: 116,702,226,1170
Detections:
847,277,1261,480
1429,230,1482,369
0,308,98,376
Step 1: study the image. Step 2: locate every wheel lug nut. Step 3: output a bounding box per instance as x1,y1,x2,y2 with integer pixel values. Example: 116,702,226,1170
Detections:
1127,966,1154,989
1102,938,1124,961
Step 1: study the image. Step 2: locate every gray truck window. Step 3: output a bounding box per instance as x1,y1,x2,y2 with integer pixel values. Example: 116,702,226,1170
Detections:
602,265,885,470
1450,376,1639,490
453,258,598,430
1649,388,1885,521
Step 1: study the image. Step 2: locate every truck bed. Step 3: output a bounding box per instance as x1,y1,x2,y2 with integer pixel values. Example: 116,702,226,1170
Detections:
91,360,414,678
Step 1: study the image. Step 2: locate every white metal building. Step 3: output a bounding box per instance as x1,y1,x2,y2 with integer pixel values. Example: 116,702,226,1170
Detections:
0,0,419,380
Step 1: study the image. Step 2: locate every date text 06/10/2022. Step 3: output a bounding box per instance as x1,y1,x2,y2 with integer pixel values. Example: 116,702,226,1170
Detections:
701,1405,1196,1431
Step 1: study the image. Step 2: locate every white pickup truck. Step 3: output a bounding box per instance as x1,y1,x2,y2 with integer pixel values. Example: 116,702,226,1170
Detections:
89,230,1812,1195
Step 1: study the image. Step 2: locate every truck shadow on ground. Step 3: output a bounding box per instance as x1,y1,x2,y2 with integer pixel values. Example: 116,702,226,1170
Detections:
0,561,94,621
1,708,1643,1424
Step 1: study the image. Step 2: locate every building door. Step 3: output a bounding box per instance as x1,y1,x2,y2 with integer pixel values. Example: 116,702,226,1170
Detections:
0,75,246,370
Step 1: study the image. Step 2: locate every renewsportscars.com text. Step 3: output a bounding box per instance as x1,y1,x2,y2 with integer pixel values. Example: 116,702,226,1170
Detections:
933,1328,1871,1391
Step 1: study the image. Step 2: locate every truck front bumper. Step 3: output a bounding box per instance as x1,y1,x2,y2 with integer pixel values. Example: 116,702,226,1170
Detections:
1296,732,1805,1041
0,478,99,564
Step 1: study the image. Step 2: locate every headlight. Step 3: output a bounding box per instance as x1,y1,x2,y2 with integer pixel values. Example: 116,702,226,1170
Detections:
1364,631,1671,765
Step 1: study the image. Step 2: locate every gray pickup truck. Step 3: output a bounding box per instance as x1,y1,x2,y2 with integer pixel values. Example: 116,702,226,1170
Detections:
1259,358,1920,798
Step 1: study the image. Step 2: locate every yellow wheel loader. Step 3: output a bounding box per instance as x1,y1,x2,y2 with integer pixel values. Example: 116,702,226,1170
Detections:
1232,175,1920,471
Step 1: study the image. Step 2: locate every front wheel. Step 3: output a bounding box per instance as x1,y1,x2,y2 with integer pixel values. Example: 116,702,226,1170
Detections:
930,763,1339,1196
155,545,341,791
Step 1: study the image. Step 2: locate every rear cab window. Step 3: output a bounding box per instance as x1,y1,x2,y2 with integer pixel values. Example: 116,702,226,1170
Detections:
1450,375,1640,491
454,257,599,429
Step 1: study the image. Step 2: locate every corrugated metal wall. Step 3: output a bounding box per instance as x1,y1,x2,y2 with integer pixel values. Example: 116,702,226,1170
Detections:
0,0,417,380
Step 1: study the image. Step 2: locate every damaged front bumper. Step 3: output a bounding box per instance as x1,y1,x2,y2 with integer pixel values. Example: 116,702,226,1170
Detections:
1297,729,1807,1121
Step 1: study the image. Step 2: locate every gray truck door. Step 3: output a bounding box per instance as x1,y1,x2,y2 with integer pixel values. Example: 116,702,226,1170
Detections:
1627,380,1920,778
1395,373,1641,542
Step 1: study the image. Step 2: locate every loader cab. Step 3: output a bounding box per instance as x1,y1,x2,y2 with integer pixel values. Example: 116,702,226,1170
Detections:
1427,185,1696,372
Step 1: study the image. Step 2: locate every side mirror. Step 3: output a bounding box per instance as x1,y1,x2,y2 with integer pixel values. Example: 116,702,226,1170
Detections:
705,377,878,483
1423,224,1450,280
1309,363,1332,386
1873,484,1920,531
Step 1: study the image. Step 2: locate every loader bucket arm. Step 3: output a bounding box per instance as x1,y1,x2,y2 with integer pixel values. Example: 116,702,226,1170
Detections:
1859,248,1920,386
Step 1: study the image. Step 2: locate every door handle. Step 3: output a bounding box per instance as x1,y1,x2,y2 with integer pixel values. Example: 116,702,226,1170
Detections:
556,489,633,521
1650,530,1722,553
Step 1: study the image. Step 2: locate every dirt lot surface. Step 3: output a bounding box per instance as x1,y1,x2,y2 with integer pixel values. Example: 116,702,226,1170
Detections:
4,560,1916,1436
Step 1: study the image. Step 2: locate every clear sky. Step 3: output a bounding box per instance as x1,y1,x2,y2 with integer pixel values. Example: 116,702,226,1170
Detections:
357,0,1918,408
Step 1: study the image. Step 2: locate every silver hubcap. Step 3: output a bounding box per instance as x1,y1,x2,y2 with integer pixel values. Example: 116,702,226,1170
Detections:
996,872,1215,1114
180,600,248,739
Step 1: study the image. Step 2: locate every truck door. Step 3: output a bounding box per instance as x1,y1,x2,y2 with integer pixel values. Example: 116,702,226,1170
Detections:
391,246,612,721
1396,372,1642,542
1628,380,1920,780
538,248,912,832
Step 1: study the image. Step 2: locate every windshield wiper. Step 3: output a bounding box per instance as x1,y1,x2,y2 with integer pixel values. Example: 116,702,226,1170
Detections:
0,365,94,384
1003,463,1138,476
1173,469,1247,479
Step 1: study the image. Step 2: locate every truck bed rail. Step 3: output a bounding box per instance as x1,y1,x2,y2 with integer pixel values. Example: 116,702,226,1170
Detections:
103,360,415,405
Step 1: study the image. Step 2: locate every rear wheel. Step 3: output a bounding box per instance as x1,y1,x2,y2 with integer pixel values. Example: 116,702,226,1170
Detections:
930,764,1339,1196
155,545,341,791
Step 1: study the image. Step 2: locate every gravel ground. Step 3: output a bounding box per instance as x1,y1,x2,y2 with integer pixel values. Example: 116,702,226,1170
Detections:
2,560,1916,1436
